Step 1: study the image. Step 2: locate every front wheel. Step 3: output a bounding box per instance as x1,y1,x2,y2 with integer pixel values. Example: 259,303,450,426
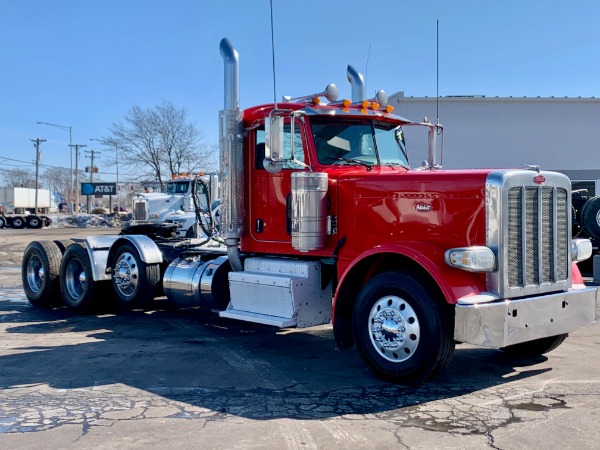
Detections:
111,243,160,309
501,334,568,358
352,271,455,385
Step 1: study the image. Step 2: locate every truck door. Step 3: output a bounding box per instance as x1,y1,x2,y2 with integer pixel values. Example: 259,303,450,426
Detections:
249,119,307,244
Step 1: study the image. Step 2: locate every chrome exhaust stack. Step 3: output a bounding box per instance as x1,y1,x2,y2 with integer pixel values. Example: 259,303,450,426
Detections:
347,65,365,102
219,38,244,271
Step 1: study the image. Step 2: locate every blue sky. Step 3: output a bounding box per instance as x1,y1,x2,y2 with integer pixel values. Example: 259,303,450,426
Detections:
1,0,599,182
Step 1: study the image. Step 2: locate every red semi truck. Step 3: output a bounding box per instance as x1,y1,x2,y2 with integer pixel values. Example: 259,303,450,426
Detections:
21,38,597,384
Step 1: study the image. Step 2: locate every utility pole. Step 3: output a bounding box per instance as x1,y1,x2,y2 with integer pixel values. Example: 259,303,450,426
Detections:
31,138,46,214
69,143,86,213
36,122,72,213
85,149,100,213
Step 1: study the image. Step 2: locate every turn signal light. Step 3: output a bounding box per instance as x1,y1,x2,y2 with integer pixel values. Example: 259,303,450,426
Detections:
445,247,496,272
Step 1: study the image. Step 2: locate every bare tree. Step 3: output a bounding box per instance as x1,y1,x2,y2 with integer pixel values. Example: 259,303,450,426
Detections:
105,101,216,189
41,167,71,199
0,168,36,188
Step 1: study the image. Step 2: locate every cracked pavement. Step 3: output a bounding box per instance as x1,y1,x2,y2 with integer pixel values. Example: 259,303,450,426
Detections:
0,228,599,449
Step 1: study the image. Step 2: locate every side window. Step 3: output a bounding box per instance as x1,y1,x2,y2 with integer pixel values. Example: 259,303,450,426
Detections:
255,121,306,170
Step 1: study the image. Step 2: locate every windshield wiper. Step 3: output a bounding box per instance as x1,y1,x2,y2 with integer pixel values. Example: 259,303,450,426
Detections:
333,157,373,171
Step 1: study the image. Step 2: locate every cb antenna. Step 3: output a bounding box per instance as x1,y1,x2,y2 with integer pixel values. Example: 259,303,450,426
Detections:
365,44,371,96
436,19,440,125
270,0,277,107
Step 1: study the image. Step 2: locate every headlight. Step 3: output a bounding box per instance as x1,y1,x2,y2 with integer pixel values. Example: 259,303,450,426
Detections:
572,239,593,262
445,247,496,272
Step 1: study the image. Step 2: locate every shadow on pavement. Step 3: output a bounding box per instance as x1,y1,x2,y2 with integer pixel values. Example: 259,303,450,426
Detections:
0,298,552,420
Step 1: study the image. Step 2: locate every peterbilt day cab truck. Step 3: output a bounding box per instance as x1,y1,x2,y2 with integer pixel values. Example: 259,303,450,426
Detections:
131,174,219,238
21,39,597,384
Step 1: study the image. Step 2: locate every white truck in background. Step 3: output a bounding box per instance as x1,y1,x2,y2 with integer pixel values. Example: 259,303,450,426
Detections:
131,174,219,238
0,187,53,229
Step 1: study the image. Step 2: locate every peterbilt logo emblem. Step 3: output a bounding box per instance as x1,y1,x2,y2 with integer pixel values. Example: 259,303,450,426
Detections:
533,175,546,184
415,203,433,212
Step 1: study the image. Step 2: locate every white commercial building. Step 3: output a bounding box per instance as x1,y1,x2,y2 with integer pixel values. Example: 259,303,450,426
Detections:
389,93,600,196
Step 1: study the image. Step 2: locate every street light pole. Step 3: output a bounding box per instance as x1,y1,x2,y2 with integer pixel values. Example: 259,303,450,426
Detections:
69,144,86,213
36,121,73,213
31,138,46,214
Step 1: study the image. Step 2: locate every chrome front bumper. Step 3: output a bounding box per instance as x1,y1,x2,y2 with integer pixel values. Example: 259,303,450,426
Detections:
454,287,598,348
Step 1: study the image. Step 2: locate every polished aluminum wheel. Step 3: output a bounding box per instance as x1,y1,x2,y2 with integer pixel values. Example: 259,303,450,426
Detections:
113,251,139,299
65,258,87,301
368,295,420,363
26,255,45,294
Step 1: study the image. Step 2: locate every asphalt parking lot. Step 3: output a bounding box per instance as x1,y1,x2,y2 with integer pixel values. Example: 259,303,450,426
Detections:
0,227,599,449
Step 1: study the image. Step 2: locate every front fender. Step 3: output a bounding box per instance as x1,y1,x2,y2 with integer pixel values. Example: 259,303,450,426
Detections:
332,241,486,350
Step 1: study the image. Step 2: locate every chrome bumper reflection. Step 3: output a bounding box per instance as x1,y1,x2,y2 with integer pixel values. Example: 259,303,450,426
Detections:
454,287,598,348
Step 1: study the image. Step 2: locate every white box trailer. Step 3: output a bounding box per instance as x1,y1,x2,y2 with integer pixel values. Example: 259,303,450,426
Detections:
0,187,53,229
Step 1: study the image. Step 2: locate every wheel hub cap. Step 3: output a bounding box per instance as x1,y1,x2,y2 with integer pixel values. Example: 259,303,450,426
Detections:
114,252,139,295
368,295,420,363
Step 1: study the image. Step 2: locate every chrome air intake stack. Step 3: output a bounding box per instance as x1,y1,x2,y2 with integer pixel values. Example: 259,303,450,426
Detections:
219,38,244,271
347,65,365,102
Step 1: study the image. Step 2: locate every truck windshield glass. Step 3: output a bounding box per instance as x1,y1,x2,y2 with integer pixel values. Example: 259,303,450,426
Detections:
311,118,409,167
166,181,191,194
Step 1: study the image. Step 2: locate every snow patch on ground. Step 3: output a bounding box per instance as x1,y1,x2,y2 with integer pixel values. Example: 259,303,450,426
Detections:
47,214,130,228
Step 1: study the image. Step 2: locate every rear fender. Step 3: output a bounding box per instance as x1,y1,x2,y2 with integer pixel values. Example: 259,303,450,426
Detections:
332,241,485,350
100,235,163,281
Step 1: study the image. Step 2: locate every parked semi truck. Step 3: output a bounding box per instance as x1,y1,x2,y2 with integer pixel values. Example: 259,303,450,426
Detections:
131,174,219,238
21,39,597,384
0,187,53,229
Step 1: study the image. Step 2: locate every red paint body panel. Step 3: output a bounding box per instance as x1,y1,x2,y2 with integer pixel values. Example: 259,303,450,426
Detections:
240,105,495,307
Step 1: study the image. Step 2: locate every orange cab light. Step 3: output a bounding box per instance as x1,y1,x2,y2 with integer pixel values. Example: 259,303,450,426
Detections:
181,172,187,177
342,99,352,107
172,173,177,179
385,105,395,113
370,102,380,110
311,97,321,105
361,100,370,109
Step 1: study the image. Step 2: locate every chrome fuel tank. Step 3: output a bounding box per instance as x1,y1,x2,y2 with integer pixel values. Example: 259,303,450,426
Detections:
163,255,230,310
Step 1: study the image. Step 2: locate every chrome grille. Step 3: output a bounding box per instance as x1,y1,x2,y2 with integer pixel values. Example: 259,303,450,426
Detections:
133,201,147,221
506,186,569,288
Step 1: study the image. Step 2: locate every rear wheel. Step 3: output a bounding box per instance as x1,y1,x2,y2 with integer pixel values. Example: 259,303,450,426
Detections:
0,217,5,228
42,216,52,227
111,243,160,309
501,334,568,358
11,216,25,229
352,271,455,385
22,241,63,307
26,215,43,229
59,243,103,313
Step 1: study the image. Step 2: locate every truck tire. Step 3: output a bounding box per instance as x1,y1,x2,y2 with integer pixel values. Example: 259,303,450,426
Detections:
581,196,600,240
0,217,6,228
26,215,43,229
22,240,63,307
11,216,26,229
53,239,74,254
352,271,455,385
42,216,52,227
111,243,160,310
501,334,568,358
59,243,103,314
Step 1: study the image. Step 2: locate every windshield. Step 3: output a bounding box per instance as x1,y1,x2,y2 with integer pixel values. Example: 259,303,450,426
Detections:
311,118,409,167
166,181,191,194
